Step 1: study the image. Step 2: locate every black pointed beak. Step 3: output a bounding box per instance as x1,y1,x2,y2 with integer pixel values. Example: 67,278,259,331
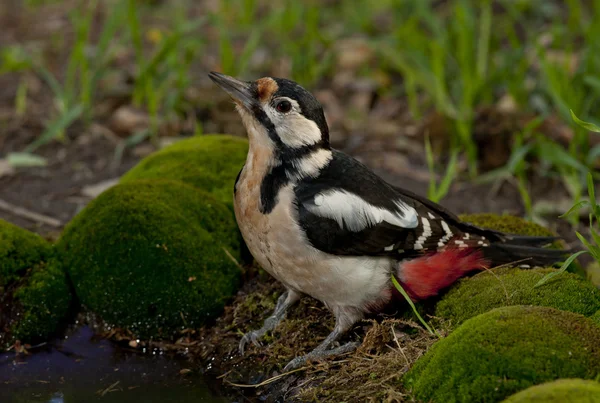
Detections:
209,72,257,110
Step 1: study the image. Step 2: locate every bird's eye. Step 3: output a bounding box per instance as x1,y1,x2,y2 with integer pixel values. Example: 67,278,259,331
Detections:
275,100,292,113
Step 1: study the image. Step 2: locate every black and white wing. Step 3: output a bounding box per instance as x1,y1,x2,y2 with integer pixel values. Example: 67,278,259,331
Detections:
294,150,489,257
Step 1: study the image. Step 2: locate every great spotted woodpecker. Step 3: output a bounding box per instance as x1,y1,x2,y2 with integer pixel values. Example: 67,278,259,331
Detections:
209,72,567,371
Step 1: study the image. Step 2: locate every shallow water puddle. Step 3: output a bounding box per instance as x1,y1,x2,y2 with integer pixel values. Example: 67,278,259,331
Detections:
0,326,224,403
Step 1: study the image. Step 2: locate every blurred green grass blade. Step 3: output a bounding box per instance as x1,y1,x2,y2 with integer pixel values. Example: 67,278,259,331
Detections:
424,134,436,200
435,148,459,202
587,172,596,209
34,64,64,103
476,0,492,80
534,250,587,288
127,0,144,66
536,137,589,172
571,109,600,133
15,78,28,116
6,152,47,167
112,129,151,168
559,200,591,218
24,104,84,152
391,275,437,337
576,231,600,262
236,28,262,76
506,144,533,172
474,167,510,185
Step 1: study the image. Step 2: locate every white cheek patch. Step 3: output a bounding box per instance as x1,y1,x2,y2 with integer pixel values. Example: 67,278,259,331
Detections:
275,114,322,148
264,99,322,148
306,189,418,232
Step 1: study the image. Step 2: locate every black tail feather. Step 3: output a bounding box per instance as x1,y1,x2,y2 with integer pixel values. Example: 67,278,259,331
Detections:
482,243,574,268
502,235,561,247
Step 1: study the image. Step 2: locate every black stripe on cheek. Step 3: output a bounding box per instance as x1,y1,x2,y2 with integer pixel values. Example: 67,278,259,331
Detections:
251,106,283,147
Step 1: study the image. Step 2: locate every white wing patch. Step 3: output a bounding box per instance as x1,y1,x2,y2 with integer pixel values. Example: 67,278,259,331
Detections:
308,189,418,232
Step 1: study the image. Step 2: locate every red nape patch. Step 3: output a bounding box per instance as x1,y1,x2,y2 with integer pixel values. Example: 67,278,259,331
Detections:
397,248,490,301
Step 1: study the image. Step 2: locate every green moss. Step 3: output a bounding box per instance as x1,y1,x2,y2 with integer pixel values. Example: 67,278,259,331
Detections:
11,260,72,344
435,267,600,326
120,134,248,208
592,310,600,327
458,213,555,237
403,306,600,403
0,221,72,349
0,219,52,290
502,379,600,402
58,180,242,338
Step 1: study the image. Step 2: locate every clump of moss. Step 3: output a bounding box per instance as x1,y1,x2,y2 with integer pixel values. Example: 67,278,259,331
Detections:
0,220,72,349
435,267,600,326
58,180,242,338
459,213,555,237
592,310,600,326
403,306,600,403
10,260,73,344
0,219,52,290
502,379,600,402
121,134,248,208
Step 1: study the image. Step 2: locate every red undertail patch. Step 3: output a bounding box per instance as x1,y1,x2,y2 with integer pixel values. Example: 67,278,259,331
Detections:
397,248,489,301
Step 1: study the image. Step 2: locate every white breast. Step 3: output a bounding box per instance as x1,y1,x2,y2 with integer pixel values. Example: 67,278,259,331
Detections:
235,176,392,310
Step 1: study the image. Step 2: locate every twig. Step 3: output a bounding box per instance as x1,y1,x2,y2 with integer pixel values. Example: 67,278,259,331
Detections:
391,325,409,366
224,367,307,388
222,247,242,269
0,198,62,227
98,380,120,396
481,265,510,302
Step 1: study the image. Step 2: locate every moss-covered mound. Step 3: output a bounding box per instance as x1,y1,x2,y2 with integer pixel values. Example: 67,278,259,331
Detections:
8,260,73,345
120,134,248,208
58,180,242,338
459,213,555,237
0,219,52,289
1,220,72,349
403,306,600,403
502,379,600,402
435,267,600,326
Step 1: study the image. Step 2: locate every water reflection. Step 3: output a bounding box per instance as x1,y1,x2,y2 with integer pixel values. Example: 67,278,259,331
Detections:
0,326,224,403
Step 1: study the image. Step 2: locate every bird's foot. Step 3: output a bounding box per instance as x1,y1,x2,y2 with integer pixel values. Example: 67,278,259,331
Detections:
239,290,302,355
282,341,360,372
239,319,275,354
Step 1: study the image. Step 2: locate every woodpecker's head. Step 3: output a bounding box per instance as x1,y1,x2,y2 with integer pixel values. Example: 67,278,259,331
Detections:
209,72,329,152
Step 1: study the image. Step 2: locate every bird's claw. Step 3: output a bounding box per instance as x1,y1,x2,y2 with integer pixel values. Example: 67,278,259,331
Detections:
282,341,360,372
239,329,265,355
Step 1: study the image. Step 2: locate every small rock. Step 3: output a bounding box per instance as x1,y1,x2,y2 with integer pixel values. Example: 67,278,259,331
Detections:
496,94,518,113
0,159,16,178
109,106,149,137
335,38,374,70
132,143,156,158
81,178,120,199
